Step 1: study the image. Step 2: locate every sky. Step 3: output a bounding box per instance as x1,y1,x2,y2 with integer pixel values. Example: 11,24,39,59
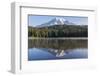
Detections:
28,15,88,27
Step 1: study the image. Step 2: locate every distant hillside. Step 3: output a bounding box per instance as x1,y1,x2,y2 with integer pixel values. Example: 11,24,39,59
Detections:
28,24,88,37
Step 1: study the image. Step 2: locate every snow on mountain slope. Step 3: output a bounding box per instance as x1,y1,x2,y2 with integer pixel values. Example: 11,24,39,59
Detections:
37,17,75,27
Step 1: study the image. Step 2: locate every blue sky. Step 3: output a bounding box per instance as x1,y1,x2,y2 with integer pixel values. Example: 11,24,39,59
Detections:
28,15,88,27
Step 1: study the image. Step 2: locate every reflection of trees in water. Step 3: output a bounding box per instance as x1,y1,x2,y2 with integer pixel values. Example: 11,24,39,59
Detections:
28,39,87,49
28,39,87,57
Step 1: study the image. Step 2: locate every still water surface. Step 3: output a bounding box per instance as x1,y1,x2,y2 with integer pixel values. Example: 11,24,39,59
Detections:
28,39,88,61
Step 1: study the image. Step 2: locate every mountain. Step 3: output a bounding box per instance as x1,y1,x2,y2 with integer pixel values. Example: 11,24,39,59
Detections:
37,17,75,27
28,17,88,37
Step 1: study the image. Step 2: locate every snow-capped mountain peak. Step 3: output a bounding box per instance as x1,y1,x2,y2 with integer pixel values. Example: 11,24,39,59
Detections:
37,17,75,27
50,17,66,25
55,17,66,22
56,17,66,24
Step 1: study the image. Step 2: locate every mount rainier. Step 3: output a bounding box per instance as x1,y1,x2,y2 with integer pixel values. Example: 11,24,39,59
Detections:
37,18,76,27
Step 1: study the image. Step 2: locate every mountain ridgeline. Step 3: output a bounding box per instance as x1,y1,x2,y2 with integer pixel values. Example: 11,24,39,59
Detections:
28,24,88,37
28,18,88,38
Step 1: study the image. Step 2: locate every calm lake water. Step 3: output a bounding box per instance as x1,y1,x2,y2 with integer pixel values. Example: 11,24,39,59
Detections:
28,39,88,61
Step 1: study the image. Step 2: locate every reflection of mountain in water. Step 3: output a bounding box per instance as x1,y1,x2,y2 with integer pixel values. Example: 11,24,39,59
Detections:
28,39,87,57
38,48,67,57
47,49,66,57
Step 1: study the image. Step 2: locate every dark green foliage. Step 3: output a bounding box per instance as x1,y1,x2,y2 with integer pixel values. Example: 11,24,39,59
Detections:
28,39,87,50
28,25,88,37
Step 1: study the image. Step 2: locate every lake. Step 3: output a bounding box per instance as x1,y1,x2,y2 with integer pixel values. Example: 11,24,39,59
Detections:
28,38,88,61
